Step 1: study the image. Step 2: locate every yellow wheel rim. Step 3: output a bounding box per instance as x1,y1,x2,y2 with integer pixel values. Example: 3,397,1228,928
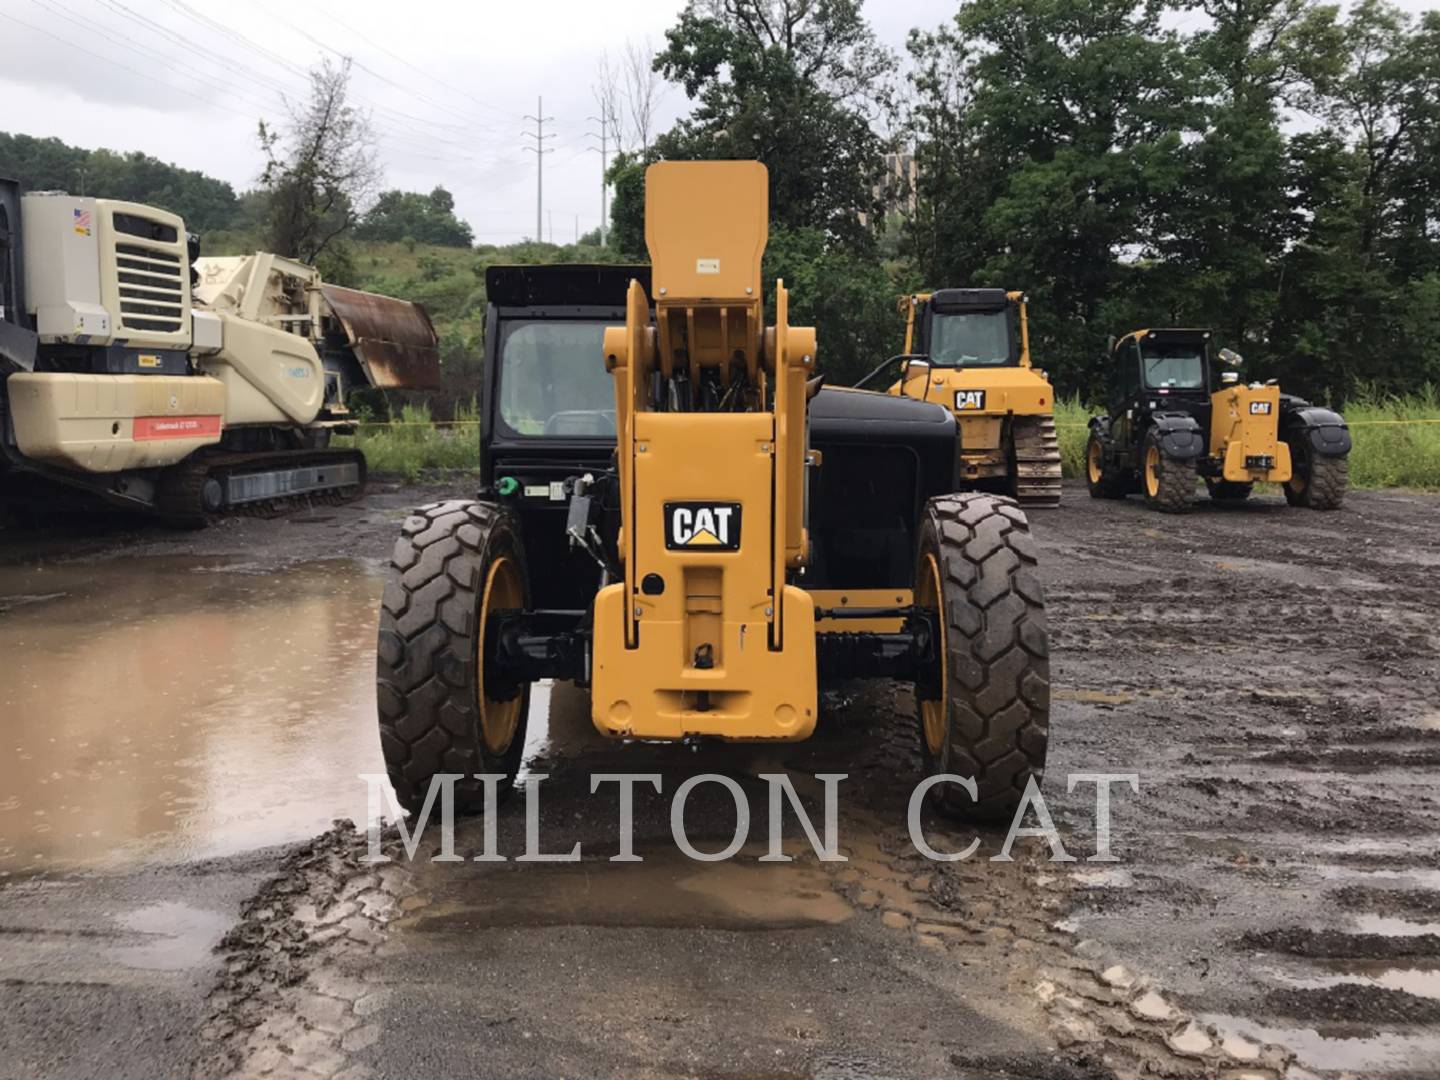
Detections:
917,552,947,757
479,555,524,755
1145,445,1161,498
1087,439,1103,483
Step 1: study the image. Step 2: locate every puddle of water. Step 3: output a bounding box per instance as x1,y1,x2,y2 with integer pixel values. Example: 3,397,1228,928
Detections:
0,556,391,872
1352,914,1440,938
1053,688,1135,705
1200,1014,1440,1072
1317,866,1440,890
1270,964,1440,1000
404,855,854,932
107,901,231,971
1405,711,1440,732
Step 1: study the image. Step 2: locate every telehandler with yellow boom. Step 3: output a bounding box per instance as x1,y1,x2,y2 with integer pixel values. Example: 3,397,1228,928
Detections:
1085,329,1351,512
375,162,1052,822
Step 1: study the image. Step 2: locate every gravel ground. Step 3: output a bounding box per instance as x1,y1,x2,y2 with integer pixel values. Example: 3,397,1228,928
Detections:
1,478,1437,1079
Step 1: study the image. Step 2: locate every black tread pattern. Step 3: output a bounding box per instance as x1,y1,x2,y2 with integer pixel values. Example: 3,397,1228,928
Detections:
1085,431,1129,499
375,499,529,814
1285,439,1348,510
920,493,1050,821
1144,429,1195,513
1011,414,1063,507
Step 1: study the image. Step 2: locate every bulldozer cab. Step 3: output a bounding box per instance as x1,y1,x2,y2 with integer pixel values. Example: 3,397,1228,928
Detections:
903,288,1025,369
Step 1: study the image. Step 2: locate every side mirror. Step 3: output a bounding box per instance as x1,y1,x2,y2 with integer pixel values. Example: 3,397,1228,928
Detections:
1218,347,1243,367
902,358,931,380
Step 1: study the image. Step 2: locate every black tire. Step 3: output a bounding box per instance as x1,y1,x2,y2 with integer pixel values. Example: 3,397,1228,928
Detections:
1084,431,1128,499
914,493,1049,821
376,500,532,815
1206,479,1253,502
1284,436,1348,510
1141,428,1195,513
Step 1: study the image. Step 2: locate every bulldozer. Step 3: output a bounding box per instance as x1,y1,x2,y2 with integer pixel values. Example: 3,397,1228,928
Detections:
857,289,1061,507
1085,328,1351,512
375,161,1051,822
0,181,440,525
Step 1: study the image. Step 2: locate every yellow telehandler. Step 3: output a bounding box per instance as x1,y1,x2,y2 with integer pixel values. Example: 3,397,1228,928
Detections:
375,162,1052,822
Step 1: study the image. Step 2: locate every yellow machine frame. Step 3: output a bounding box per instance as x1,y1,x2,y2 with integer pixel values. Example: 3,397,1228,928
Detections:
591,162,818,742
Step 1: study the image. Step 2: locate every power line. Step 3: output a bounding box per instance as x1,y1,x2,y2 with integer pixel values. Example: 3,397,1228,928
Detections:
311,0,517,122
0,9,256,120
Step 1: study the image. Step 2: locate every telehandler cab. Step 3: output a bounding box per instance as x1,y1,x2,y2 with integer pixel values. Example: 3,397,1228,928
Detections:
1086,329,1351,513
856,289,1061,507
375,162,1051,822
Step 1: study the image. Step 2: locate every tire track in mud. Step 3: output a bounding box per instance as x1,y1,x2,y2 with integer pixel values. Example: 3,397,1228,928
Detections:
1038,486,1440,1077
194,824,417,1080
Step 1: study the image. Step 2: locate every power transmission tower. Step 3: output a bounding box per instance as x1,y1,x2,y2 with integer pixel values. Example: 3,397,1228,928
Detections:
521,96,554,243
587,112,610,247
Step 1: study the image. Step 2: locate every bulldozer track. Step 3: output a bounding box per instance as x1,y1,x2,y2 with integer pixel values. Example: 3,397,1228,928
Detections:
1011,413,1063,507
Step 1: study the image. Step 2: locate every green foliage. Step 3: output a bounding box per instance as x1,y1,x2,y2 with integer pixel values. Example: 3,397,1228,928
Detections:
763,225,918,384
906,0,1440,405
355,187,474,247
0,131,242,231
336,400,479,480
652,0,894,249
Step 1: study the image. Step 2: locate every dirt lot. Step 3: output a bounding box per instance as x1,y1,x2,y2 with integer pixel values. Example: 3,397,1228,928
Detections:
1,479,1437,1079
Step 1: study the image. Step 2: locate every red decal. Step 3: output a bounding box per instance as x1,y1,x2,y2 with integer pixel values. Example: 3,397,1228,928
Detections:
133,415,222,441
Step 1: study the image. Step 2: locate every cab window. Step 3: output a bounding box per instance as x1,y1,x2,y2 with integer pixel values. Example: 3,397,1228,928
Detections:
497,320,615,437
1141,342,1206,390
927,310,1013,367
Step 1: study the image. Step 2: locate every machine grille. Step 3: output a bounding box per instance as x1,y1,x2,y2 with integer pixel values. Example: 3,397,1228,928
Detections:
113,239,185,334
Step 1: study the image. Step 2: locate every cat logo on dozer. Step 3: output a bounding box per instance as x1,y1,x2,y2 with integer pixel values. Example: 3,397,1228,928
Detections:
666,501,742,550
955,390,986,410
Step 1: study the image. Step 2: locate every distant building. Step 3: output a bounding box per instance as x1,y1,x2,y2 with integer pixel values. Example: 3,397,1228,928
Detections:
862,151,917,227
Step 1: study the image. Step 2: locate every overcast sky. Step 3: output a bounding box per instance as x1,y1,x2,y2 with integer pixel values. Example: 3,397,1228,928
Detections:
1,0,1433,245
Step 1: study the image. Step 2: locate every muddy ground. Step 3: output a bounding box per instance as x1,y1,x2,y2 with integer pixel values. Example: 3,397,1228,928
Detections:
1,479,1437,1079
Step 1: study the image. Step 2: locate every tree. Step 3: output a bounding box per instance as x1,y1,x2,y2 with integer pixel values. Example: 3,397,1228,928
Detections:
258,58,380,268
355,186,474,247
622,37,664,155
907,0,1198,394
652,0,896,248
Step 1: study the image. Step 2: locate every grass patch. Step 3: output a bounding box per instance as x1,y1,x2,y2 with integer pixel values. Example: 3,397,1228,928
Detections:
1342,387,1440,490
337,400,480,481
1051,389,1440,490
340,390,1440,491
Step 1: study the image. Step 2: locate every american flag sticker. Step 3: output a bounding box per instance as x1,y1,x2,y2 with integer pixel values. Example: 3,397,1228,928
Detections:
73,208,92,236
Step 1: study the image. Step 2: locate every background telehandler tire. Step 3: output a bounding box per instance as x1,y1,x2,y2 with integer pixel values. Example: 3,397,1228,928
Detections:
914,493,1049,822
1284,437,1348,510
1085,431,1129,499
1206,479,1253,502
1142,428,1195,513
376,500,532,815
